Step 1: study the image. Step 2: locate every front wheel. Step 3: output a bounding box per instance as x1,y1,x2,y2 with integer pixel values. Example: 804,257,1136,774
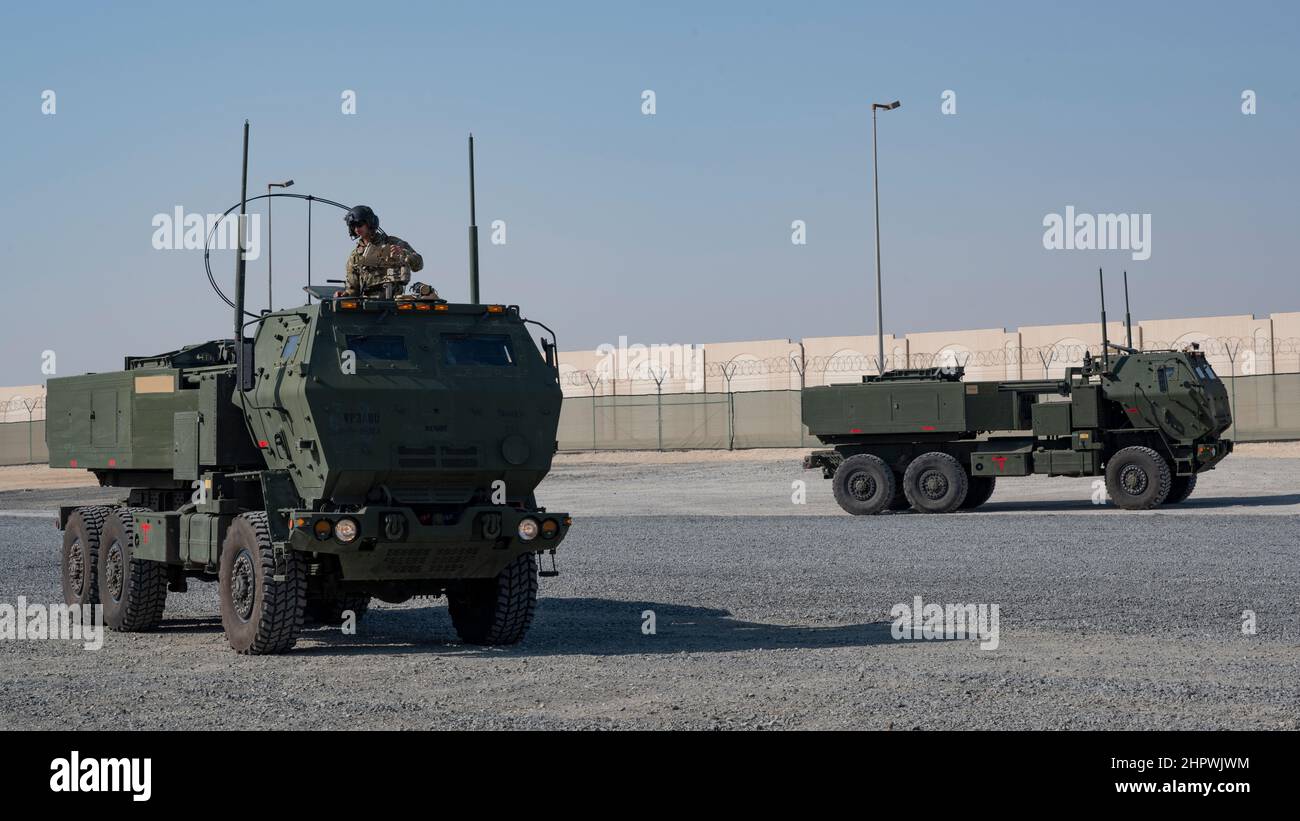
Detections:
448,553,539,645
1104,446,1172,510
218,512,306,654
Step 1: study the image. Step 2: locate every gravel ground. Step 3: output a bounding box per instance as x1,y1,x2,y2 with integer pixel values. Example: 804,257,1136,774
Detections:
0,451,1297,730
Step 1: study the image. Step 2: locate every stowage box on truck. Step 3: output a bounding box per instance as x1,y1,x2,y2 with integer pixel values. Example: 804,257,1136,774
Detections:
46,341,260,483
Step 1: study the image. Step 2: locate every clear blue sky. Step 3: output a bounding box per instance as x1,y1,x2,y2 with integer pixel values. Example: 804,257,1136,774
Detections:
2,0,1297,383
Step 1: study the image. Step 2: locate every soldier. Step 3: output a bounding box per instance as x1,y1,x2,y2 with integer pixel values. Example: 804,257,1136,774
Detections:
334,205,427,298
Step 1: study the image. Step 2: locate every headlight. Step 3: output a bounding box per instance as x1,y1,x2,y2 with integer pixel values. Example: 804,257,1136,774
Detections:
335,518,359,543
313,519,333,541
541,519,559,539
517,518,539,541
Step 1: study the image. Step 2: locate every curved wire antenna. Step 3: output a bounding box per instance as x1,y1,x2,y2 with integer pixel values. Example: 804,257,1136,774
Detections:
203,192,350,318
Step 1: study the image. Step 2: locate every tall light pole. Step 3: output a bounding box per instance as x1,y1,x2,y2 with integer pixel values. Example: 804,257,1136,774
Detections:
266,179,294,310
871,100,900,374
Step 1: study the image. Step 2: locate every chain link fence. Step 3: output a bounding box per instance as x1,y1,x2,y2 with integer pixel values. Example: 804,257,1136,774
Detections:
0,396,47,466
562,336,1300,394
558,365,1300,451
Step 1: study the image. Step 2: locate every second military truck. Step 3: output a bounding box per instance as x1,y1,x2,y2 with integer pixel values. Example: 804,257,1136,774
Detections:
802,343,1233,514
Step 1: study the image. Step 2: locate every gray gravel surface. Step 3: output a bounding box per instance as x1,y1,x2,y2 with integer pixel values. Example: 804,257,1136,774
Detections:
0,454,1297,730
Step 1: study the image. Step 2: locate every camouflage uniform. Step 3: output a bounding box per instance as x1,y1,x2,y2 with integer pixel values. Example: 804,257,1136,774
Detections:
343,231,424,298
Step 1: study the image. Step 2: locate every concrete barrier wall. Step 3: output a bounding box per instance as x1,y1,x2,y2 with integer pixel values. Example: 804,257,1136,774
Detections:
0,421,47,466
559,311,1300,397
2,310,1297,462
557,374,1300,451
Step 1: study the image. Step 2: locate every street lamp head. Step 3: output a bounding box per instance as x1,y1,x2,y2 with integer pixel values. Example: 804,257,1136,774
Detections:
873,100,901,111
268,179,294,189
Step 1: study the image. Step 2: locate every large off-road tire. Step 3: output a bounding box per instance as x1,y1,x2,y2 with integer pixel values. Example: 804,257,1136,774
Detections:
218,512,307,655
903,451,969,514
62,506,111,607
1163,474,1197,505
305,594,371,625
831,453,896,516
97,507,168,631
960,476,997,510
1105,446,1172,510
448,552,538,645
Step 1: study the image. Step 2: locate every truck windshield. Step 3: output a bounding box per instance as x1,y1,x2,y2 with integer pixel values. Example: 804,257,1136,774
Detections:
443,333,516,367
345,334,409,362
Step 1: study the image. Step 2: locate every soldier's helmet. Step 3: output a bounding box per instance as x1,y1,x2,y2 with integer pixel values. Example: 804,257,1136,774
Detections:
344,205,380,238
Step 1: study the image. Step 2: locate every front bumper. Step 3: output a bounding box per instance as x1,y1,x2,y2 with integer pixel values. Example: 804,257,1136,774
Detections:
1192,439,1232,472
286,505,571,581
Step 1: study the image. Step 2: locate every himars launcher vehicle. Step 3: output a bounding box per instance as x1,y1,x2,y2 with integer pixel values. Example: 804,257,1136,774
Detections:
803,271,1233,514
46,126,570,654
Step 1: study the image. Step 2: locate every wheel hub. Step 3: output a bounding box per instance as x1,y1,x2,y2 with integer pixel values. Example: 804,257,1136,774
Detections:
919,470,949,500
231,551,256,621
848,471,878,502
105,542,124,602
1119,464,1148,495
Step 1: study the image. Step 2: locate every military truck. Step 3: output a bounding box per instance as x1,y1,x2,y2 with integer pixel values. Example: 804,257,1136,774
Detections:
47,125,570,654
802,275,1233,514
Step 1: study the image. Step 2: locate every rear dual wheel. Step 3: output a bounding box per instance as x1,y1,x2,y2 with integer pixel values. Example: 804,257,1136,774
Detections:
903,452,969,514
833,452,978,515
61,506,111,607
831,454,896,515
98,508,168,632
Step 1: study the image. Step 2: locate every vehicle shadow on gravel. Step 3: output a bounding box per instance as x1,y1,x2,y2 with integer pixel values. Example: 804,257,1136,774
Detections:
974,492,1300,513
153,617,224,634
292,598,896,657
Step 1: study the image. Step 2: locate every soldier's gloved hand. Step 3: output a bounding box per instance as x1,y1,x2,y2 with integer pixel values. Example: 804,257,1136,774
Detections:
384,246,409,265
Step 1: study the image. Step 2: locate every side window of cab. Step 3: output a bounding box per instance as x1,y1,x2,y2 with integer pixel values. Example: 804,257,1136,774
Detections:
280,333,302,362
1157,365,1176,392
